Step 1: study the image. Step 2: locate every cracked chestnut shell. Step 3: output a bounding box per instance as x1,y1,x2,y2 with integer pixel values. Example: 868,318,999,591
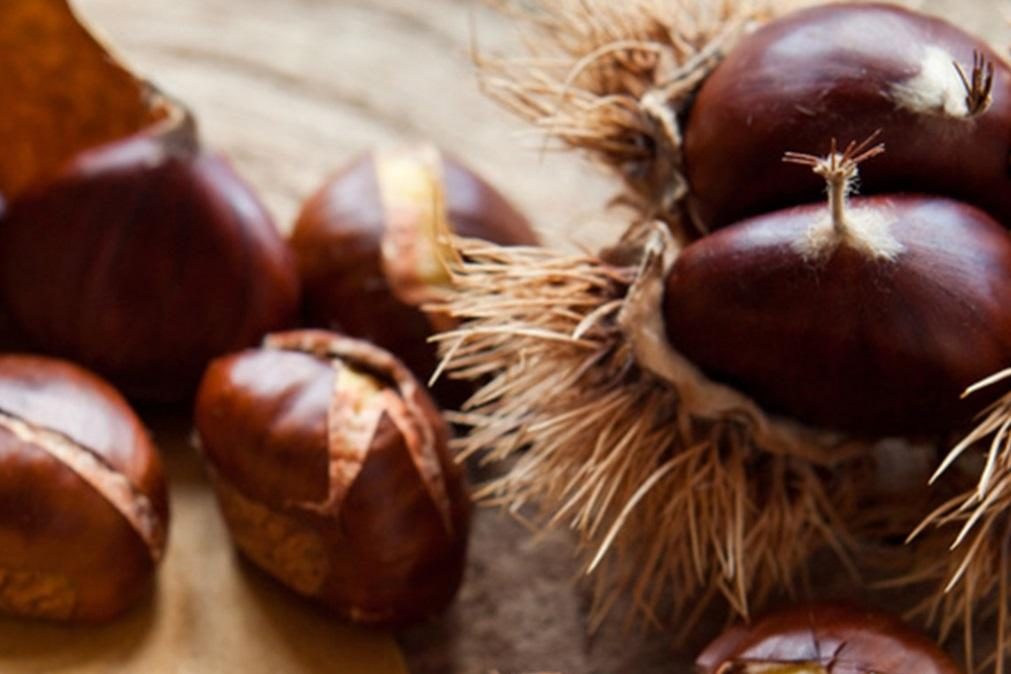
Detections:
195,330,471,626
0,119,300,402
0,354,169,622
696,603,960,674
290,145,537,406
683,3,1011,231
663,195,1011,437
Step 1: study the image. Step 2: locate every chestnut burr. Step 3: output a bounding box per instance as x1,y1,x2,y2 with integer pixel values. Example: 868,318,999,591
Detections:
195,330,471,626
697,603,961,674
0,355,169,622
290,144,537,405
683,2,1011,232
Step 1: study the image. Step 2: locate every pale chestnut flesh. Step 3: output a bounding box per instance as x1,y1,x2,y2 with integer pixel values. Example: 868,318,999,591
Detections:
696,604,960,674
683,3,1011,232
663,195,1011,437
0,355,168,622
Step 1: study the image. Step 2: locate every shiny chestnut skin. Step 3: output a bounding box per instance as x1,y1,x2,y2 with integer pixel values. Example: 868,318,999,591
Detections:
290,145,537,405
0,354,169,622
683,3,1011,231
697,603,960,674
195,330,471,626
663,195,1011,437
0,123,301,402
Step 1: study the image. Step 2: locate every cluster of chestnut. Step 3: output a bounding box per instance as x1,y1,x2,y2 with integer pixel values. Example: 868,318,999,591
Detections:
0,1,992,671
423,0,1011,669
0,0,537,624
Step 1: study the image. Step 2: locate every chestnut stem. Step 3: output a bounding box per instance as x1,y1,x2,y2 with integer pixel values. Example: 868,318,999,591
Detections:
954,50,994,117
783,132,886,236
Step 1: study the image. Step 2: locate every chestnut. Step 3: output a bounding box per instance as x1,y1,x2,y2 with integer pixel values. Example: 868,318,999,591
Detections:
683,3,1011,232
664,137,1011,437
0,0,299,402
696,603,961,674
0,354,169,622
290,144,537,405
194,329,471,626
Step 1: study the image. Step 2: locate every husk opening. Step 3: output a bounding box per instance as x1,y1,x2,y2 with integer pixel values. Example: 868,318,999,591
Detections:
431,227,917,627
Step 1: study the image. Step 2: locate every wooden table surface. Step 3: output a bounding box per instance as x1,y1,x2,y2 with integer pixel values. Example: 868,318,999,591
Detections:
43,1,1011,673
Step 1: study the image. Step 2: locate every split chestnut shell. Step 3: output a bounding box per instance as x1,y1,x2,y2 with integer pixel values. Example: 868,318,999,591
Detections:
290,145,537,405
195,330,471,626
0,355,169,622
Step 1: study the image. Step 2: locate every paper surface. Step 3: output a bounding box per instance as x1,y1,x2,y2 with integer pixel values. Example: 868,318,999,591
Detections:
0,416,407,674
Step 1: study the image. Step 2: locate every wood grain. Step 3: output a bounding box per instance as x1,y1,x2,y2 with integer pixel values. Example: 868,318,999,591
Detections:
74,0,620,251
62,1,1011,673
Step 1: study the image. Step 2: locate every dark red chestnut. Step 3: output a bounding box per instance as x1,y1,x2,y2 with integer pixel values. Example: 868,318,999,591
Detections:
664,139,1011,436
0,1,299,402
195,330,471,626
290,144,538,405
683,2,1011,232
0,354,169,622
697,603,961,674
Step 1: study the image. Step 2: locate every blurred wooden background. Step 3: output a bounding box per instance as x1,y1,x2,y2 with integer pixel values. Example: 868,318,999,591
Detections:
66,1,1011,673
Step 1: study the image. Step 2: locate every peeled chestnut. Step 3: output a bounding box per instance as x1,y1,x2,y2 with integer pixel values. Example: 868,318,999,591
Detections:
696,603,960,674
683,2,1011,231
195,330,471,626
0,0,299,401
290,144,537,404
664,139,1011,436
0,354,169,622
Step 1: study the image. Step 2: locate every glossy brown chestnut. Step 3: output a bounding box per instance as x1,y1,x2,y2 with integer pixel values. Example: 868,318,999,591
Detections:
0,121,300,402
290,144,537,405
663,191,1011,437
0,1,299,402
683,3,1011,231
696,603,960,674
195,330,471,626
0,354,169,622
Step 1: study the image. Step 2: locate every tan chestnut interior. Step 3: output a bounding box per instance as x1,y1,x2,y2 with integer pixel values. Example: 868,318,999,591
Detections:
0,0,172,200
